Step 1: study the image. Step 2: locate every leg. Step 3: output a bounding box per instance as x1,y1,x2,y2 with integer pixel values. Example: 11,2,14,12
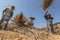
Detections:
49,20,54,33
2,20,9,30
47,23,49,32
0,16,4,24
47,21,49,32
0,18,4,25
51,25,53,32
47,21,51,32
0,18,4,29
51,22,54,33
4,20,9,30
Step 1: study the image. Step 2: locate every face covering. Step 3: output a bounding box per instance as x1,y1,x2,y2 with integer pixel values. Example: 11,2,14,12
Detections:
9,7,14,12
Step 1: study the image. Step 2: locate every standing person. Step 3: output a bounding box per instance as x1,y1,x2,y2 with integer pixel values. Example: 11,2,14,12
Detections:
44,11,54,33
0,6,15,30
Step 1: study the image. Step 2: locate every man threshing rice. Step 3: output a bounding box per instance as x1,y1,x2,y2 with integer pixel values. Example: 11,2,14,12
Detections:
44,11,54,33
0,6,15,30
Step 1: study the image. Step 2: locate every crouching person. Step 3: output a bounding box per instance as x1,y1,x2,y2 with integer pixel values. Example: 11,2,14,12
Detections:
27,16,35,27
44,11,54,33
0,6,15,30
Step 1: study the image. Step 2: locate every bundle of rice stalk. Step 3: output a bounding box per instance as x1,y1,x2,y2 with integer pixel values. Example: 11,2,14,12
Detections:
13,14,27,26
42,0,54,10
13,14,20,26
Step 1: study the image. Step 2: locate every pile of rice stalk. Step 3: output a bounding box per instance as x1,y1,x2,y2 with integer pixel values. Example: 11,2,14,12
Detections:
42,0,54,10
13,14,27,26
13,14,21,26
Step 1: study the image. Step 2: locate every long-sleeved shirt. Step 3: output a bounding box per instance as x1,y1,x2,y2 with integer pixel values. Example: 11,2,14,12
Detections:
2,8,13,21
44,13,53,20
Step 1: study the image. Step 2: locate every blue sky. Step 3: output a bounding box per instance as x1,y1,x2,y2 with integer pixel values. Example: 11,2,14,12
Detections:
0,0,60,28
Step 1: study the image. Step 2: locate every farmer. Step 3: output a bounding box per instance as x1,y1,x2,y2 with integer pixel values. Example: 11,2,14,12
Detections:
0,6,15,30
27,16,35,27
44,11,54,32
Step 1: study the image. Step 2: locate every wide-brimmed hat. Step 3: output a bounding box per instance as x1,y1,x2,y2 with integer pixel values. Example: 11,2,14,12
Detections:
30,16,35,20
